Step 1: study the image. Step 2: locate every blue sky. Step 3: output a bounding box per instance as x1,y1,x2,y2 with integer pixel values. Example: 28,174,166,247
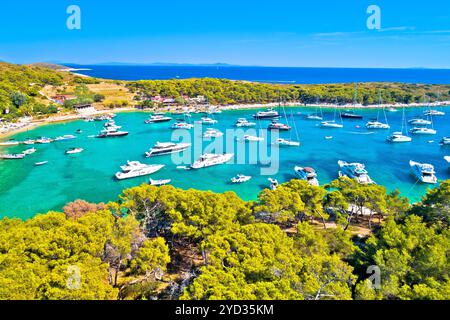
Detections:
1,0,450,68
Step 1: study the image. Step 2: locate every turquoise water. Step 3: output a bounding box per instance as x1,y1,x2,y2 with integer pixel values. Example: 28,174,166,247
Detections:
0,107,449,219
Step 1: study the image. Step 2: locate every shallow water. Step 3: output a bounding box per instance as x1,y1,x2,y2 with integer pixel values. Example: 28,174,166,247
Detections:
0,106,449,219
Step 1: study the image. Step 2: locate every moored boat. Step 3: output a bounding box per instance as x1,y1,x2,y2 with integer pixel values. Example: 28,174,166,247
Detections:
97,127,129,138
145,142,191,157
268,178,279,190
65,147,84,155
35,161,49,166
171,122,194,130
273,138,300,147
149,178,171,186
203,128,223,138
22,148,37,155
268,121,291,131
409,160,438,184
338,160,374,184
409,127,437,135
191,153,234,169
424,109,445,116
321,120,343,128
0,140,19,146
0,153,25,159
366,121,390,129
408,118,432,126
294,166,319,186
231,174,252,184
241,135,264,142
145,114,173,124
54,135,77,141
440,137,450,145
235,118,256,127
387,132,412,143
253,109,280,119
115,162,164,180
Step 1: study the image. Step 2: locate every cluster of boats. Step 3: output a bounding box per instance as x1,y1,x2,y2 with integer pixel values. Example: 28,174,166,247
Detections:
96,120,129,138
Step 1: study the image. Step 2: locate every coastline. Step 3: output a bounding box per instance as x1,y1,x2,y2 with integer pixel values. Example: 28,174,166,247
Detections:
1,101,449,140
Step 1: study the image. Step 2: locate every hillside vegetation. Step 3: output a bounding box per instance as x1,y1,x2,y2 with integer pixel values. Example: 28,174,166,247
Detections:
0,178,448,300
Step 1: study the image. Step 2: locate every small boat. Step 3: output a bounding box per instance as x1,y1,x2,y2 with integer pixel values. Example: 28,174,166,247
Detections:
444,156,450,165
440,137,450,146
0,140,19,146
294,166,319,186
116,162,164,180
268,178,279,190
0,153,25,160
35,137,53,144
409,160,438,184
65,148,84,154
235,118,256,127
84,117,95,122
199,117,218,125
231,174,252,184
387,132,412,143
325,136,333,140
306,114,323,121
424,109,445,116
409,127,437,135
191,153,234,169
23,139,36,145
35,161,49,166
203,128,223,138
97,128,129,138
171,122,194,130
54,135,77,141
22,148,37,155
176,165,190,170
149,178,171,186
145,142,191,157
341,112,363,119
268,121,291,131
387,107,399,112
145,114,173,124
76,129,83,134
242,135,264,142
408,118,432,126
321,121,343,128
338,160,374,184
253,109,280,119
273,138,300,147
365,121,390,129
104,120,117,127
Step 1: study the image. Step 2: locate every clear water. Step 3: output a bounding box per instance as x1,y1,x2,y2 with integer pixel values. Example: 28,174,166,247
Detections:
0,107,449,219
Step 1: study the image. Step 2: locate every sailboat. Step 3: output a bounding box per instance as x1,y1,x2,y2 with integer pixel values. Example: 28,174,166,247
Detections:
366,92,390,129
321,99,344,128
273,100,300,146
342,83,363,119
306,96,323,120
386,107,412,143
410,97,437,135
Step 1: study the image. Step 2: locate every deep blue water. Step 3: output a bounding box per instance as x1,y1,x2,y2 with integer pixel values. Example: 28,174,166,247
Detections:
65,64,450,84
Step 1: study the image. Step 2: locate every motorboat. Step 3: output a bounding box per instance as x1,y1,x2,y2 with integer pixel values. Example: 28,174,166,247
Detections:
365,121,390,129
341,112,363,119
145,114,173,124
408,118,432,126
409,127,437,135
321,121,343,128
268,178,279,190
440,137,450,145
273,138,300,147
0,140,19,146
242,135,264,142
97,128,129,138
171,122,194,130
104,120,117,127
149,178,171,186
145,142,191,157
294,166,319,186
231,174,252,184
409,160,438,184
116,162,164,180
253,109,280,119
0,153,25,160
65,147,84,154
199,117,218,125
35,161,49,166
306,114,323,121
22,148,37,155
76,129,83,134
54,135,77,141
424,109,445,116
444,156,450,165
387,107,399,112
387,132,412,143
268,121,291,131
35,137,53,144
338,160,374,184
235,118,256,127
23,139,36,145
203,128,223,138
190,153,234,169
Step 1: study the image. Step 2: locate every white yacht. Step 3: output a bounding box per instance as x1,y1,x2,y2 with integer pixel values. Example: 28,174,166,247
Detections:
387,132,412,143
231,174,252,184
149,178,171,186
235,118,256,127
273,138,300,147
203,128,223,138
55,135,77,141
145,114,173,124
116,162,164,180
97,127,129,138
23,139,36,145
253,109,280,119
424,109,445,116
22,148,37,155
65,148,84,155
366,94,390,129
409,127,437,135
0,140,19,146
145,142,191,157
200,117,218,125
191,153,234,169
409,161,438,184
294,166,319,186
408,118,432,126
171,122,194,130
366,121,390,129
306,114,323,121
268,121,291,131
440,137,450,146
36,137,53,144
387,107,399,112
242,135,264,142
0,153,25,160
268,178,279,190
321,120,344,128
338,160,375,184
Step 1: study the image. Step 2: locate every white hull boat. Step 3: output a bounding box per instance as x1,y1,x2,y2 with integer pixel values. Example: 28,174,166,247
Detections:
338,160,375,184
149,178,171,186
191,153,234,169
387,132,412,143
66,148,84,154
409,127,437,135
231,174,252,184
145,142,191,157
409,160,438,184
274,138,300,147
294,166,319,186
116,163,164,180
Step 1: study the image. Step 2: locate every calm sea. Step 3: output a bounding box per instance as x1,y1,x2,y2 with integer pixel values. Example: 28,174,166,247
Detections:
65,64,450,84
1,107,449,219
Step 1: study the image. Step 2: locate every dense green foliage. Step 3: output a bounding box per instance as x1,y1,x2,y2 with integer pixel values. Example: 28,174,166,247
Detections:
127,78,450,106
1,178,448,300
